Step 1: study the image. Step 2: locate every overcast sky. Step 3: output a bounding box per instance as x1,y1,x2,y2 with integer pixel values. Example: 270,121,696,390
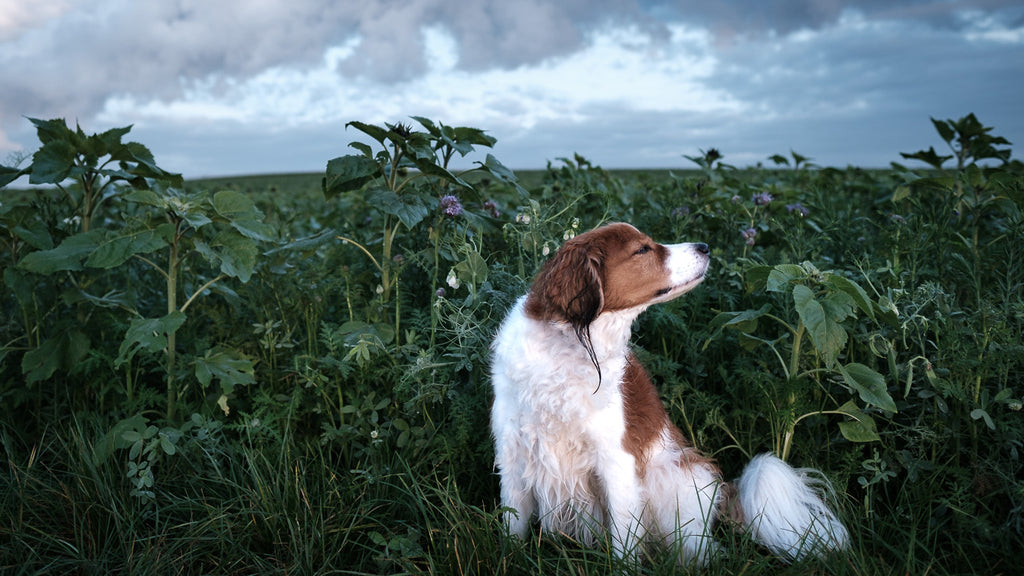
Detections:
1,1,1021,178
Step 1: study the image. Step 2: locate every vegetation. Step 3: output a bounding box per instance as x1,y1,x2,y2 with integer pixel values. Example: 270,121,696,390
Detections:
1,114,1022,574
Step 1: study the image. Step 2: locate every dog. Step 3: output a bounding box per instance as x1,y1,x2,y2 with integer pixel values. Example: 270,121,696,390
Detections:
490,222,848,565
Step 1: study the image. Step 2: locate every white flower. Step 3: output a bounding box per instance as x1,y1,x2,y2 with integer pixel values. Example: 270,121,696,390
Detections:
446,269,460,289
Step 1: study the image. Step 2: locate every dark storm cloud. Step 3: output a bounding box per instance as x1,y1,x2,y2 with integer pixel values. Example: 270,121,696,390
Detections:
0,0,1016,120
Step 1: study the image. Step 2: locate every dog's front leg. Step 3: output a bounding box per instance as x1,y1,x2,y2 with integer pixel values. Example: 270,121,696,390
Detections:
601,450,644,563
589,408,645,563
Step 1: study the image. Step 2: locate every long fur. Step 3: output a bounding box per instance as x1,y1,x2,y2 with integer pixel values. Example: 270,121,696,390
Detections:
489,222,848,565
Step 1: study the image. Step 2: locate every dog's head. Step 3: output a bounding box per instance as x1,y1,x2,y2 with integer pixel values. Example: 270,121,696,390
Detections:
524,222,709,369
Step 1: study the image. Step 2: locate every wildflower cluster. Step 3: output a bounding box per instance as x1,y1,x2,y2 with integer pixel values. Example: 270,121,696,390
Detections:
440,195,463,218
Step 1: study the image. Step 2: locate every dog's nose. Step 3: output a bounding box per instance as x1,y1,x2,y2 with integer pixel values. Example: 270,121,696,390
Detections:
695,243,709,254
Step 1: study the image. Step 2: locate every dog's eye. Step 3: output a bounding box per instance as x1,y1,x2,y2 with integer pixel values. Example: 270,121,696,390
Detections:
634,245,652,256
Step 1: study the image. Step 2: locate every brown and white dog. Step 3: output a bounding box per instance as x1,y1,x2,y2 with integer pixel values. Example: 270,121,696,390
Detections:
490,223,847,565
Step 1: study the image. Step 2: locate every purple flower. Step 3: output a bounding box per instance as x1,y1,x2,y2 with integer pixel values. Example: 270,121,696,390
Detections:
752,192,774,206
741,227,758,246
671,206,690,219
483,199,501,218
435,288,446,298
440,194,463,218
785,203,809,216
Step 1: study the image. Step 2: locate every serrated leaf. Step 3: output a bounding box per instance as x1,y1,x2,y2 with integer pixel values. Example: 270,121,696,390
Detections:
793,284,847,366
0,164,28,187
839,362,897,413
116,311,187,367
18,231,104,274
213,230,258,282
323,155,381,198
367,189,430,230
766,264,806,292
10,217,54,250
28,117,72,145
828,274,875,321
346,121,390,145
213,190,274,241
29,139,77,184
743,265,773,293
476,154,528,198
86,228,167,268
21,330,91,384
931,117,955,144
195,347,256,400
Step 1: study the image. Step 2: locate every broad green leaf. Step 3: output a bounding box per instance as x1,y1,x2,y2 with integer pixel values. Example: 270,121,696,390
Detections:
703,304,772,350
828,274,875,320
29,139,77,184
116,311,187,367
18,231,104,274
9,214,55,250
95,125,133,153
367,189,430,230
454,250,488,287
407,153,472,189
476,154,528,198
213,190,275,241
195,347,256,398
212,189,257,219
839,362,897,413
0,164,28,187
839,417,881,442
835,400,881,442
930,117,955,144
766,264,806,292
3,267,35,307
28,117,72,145
21,330,90,384
743,265,773,293
820,289,856,323
123,188,164,208
323,155,380,198
86,228,167,268
346,120,390,145
263,228,337,256
793,284,847,366
899,146,951,170
213,230,258,282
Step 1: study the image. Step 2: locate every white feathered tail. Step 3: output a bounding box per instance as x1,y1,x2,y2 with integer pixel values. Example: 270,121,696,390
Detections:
733,453,849,560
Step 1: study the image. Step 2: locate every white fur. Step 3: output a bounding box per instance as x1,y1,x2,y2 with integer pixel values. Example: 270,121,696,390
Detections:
489,225,848,565
736,453,850,560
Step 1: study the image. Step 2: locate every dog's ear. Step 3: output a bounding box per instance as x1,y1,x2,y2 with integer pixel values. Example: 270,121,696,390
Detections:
538,240,604,330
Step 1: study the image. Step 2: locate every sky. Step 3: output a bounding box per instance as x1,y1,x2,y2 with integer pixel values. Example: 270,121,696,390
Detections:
1,0,1022,179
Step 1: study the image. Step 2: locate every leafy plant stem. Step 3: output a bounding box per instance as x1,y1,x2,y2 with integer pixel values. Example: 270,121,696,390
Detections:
790,321,805,382
166,225,179,422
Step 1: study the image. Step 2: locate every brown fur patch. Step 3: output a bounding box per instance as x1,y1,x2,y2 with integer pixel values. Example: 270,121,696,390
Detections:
621,355,672,477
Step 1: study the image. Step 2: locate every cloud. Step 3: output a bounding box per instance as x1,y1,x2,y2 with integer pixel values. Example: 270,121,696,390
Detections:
1,0,1021,175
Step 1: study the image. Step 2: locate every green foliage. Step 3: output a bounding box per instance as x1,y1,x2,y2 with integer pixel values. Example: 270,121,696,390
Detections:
1,113,1023,574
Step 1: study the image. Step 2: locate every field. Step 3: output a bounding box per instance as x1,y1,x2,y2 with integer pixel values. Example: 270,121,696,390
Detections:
1,115,1022,574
